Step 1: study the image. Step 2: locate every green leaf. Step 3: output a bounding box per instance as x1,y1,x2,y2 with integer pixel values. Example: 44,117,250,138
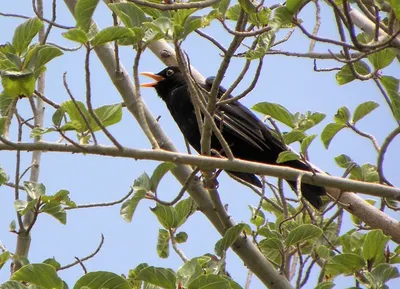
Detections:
259,237,284,263
321,123,346,149
297,112,326,131
248,206,264,228
276,151,300,163
336,61,371,85
43,258,61,270
238,0,257,13
188,274,230,289
175,231,188,243
23,181,46,199
135,267,176,289
52,108,65,127
120,189,146,222
368,48,396,70
0,52,20,71
325,253,365,277
371,263,400,286
157,229,170,259
62,28,89,44
14,199,36,215
300,134,316,155
151,203,177,229
252,102,294,128
0,117,6,136
0,281,28,289
60,100,90,133
181,16,203,39
0,251,11,270
334,106,351,124
150,162,176,193
9,220,16,232
11,264,63,289
270,6,294,31
286,0,307,13
177,258,203,288
24,45,63,71
283,129,306,144
12,18,44,55
91,26,134,46
40,202,67,224
392,0,400,20
75,0,100,32
363,229,390,263
352,101,379,124
108,3,148,28
174,197,196,228
0,165,8,185
226,4,241,21
314,282,335,289
334,154,354,168
215,223,246,257
285,224,323,247
0,91,14,116
74,271,131,289
1,70,36,98
133,172,151,191
90,103,123,131
380,75,400,120
217,0,230,14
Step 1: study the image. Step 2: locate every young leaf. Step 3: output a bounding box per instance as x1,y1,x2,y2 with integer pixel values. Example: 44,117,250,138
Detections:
321,123,346,149
352,101,379,124
175,231,188,243
0,251,11,270
108,3,148,28
151,203,178,229
300,134,316,155
12,18,44,55
188,274,230,289
11,263,63,289
91,26,134,46
62,28,89,44
23,181,46,199
336,61,371,85
285,224,323,247
217,0,231,14
238,0,257,13
258,238,283,264
24,45,63,71
75,0,100,33
135,267,176,289
90,103,122,131
157,229,170,259
283,129,306,144
174,197,196,228
0,165,8,185
177,258,203,288
133,172,151,191
276,151,299,163
40,202,67,225
226,4,241,21
334,106,351,124
150,162,176,193
334,154,353,168
325,253,365,277
0,91,14,116
61,100,90,133
252,102,295,128
74,271,131,289
249,205,265,227
214,223,246,257
363,229,390,263
0,51,21,71
380,75,400,120
120,189,146,222
1,70,36,98
14,199,36,215
368,48,396,70
371,263,400,286
286,0,308,13
43,258,61,270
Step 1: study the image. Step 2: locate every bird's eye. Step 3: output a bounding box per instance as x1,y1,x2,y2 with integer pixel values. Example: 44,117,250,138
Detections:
166,69,174,76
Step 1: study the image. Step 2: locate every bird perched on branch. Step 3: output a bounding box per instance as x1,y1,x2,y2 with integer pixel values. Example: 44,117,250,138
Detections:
141,66,325,209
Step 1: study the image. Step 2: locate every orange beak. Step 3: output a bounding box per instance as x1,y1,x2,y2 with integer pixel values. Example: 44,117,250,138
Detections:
140,72,164,87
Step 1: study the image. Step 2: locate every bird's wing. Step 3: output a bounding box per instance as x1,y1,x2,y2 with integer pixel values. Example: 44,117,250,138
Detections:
202,78,286,152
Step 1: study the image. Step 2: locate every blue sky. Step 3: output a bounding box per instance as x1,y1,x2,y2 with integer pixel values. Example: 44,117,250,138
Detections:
0,0,399,288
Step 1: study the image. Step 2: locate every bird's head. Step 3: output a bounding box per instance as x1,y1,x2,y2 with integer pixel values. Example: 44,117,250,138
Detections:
140,66,186,101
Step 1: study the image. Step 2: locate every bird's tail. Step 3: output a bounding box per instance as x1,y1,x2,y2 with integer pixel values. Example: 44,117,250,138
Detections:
286,180,325,209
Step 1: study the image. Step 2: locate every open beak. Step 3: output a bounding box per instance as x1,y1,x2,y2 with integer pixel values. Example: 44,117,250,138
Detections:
140,72,164,87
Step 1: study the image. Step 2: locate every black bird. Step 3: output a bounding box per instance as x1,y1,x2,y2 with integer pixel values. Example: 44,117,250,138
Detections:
141,66,325,208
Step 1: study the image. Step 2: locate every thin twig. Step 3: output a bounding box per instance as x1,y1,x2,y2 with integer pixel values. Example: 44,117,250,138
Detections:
169,229,189,262
84,46,123,149
347,122,380,152
58,234,105,270
65,189,134,210
34,90,60,109
32,0,73,29
377,126,400,185
195,29,227,54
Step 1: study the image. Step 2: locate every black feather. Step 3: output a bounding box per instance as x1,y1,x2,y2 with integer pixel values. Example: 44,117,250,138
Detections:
150,67,325,209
